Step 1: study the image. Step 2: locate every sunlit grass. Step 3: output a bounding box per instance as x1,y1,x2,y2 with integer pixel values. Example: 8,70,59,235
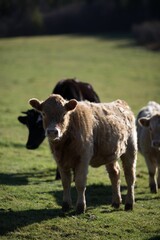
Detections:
0,34,160,239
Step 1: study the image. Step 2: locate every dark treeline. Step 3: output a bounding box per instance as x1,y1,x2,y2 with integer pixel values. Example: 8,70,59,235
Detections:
0,0,160,37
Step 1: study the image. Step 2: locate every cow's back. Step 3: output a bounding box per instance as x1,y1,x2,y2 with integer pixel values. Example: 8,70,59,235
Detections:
53,78,100,102
54,100,134,168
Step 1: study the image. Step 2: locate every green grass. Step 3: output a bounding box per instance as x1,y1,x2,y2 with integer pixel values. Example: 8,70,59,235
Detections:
0,34,160,240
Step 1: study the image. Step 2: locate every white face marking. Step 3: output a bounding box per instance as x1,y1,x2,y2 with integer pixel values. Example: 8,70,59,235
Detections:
45,126,62,140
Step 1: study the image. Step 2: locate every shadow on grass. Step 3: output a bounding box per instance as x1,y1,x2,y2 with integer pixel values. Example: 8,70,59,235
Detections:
0,173,29,185
2,167,157,236
0,208,60,235
49,183,113,208
43,183,129,215
148,237,160,240
0,168,56,186
0,180,149,236
136,195,160,202
0,183,115,236
0,141,25,148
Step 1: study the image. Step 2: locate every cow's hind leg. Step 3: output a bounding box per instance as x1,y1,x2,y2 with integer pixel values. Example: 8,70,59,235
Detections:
106,161,122,208
121,148,137,211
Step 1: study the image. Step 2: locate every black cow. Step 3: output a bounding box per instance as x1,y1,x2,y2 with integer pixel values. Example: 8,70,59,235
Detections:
18,78,100,179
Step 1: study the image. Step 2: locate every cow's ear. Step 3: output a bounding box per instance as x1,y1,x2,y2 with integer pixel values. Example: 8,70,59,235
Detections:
29,98,42,112
18,116,27,125
65,99,77,111
138,117,150,127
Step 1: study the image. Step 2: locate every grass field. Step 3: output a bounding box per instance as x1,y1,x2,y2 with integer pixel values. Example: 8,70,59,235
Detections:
0,34,160,240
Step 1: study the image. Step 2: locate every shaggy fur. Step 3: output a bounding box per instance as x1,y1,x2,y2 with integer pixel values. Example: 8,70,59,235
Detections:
136,101,160,193
29,94,137,214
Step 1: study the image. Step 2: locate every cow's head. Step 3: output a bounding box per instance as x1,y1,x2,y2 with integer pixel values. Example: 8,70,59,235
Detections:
18,109,45,149
139,114,160,150
29,94,77,142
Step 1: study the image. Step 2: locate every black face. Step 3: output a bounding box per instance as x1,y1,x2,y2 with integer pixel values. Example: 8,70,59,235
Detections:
18,109,45,149
18,79,100,150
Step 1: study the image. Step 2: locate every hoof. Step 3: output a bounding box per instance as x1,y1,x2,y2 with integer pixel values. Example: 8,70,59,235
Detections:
62,202,71,212
150,185,158,194
112,203,120,209
125,203,133,211
76,203,85,215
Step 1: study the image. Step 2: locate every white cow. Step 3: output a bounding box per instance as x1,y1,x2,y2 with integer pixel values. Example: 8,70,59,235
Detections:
136,101,160,193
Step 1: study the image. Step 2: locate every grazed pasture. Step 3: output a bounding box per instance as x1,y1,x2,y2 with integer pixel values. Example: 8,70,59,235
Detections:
0,34,160,240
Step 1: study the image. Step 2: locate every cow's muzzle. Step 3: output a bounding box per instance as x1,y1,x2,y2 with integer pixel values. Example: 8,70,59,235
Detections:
45,127,62,140
152,140,160,150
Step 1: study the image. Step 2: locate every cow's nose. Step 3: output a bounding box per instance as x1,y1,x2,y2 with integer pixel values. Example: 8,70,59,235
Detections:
47,129,58,136
26,143,37,150
152,140,160,148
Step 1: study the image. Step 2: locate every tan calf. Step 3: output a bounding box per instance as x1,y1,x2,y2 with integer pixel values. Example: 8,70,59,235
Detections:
136,101,160,193
29,94,137,214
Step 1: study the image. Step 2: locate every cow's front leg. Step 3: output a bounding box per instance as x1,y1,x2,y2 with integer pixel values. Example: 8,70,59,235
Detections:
59,168,72,212
145,155,157,193
75,162,89,214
